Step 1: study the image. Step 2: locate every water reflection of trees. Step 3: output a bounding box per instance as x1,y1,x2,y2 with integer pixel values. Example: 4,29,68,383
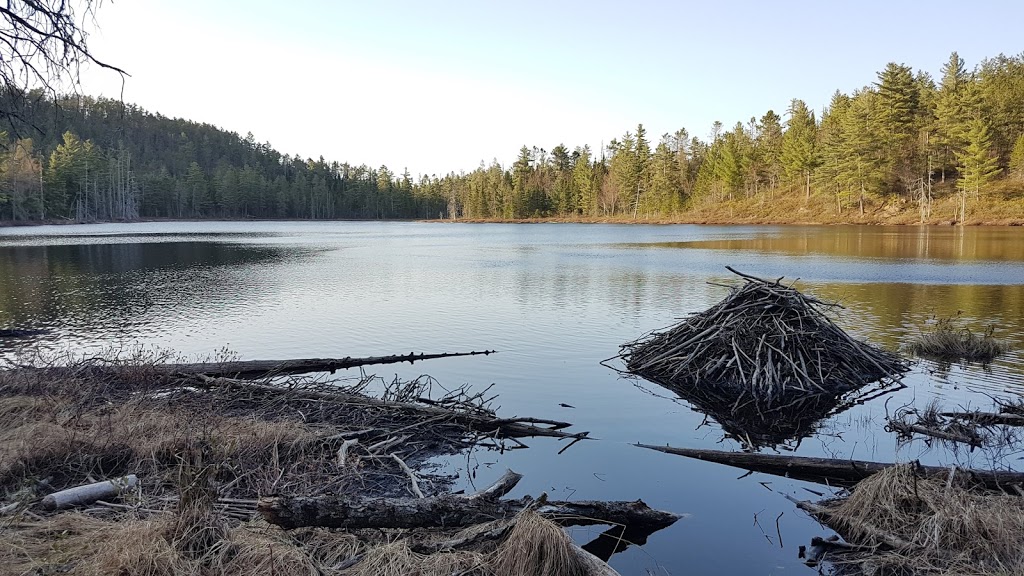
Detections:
645,226,1024,262
0,242,295,334
809,282,1024,353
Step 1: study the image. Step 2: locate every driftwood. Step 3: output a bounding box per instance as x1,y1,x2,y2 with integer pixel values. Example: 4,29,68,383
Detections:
636,444,1024,490
40,475,138,510
257,469,681,531
886,420,983,446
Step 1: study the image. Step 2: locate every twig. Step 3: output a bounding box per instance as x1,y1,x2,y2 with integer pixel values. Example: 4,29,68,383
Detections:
391,453,424,498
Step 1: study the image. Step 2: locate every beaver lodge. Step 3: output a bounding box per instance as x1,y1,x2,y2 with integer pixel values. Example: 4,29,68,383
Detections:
0,349,680,576
618,268,908,445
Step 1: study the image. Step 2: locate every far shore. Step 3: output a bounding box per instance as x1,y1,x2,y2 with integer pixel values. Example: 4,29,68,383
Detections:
2,211,1023,230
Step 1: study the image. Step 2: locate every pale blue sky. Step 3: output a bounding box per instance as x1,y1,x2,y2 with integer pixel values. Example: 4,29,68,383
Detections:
81,0,1023,176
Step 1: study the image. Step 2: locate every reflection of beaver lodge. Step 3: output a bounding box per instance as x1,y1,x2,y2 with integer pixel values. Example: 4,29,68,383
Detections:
619,268,909,448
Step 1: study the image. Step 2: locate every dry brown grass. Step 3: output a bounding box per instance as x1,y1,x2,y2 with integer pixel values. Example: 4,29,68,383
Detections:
491,510,593,576
908,317,1010,363
822,464,1024,575
0,509,603,576
0,349,614,576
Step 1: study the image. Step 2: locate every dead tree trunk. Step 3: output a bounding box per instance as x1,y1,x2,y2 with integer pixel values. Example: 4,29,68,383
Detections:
258,470,680,531
259,494,680,531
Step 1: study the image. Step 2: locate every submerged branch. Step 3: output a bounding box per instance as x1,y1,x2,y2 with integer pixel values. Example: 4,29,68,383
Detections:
635,444,1024,490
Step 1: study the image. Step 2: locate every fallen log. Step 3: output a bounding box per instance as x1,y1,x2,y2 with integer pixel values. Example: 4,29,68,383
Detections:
162,350,495,379
259,493,679,531
257,469,681,530
40,475,138,510
8,350,495,380
635,444,1024,490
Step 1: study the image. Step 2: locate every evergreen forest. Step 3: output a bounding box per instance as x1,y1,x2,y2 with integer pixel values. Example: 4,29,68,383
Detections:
2,52,1024,225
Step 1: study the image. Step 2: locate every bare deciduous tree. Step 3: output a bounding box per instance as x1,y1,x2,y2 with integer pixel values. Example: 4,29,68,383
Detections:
0,0,126,133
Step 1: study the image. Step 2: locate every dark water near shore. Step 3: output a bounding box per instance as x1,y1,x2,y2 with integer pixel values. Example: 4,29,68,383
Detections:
2,222,1023,575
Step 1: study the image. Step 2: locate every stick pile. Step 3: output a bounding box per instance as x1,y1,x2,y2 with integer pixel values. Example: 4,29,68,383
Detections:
620,268,908,409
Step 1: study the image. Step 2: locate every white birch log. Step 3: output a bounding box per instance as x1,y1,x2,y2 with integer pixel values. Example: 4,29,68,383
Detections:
41,475,139,510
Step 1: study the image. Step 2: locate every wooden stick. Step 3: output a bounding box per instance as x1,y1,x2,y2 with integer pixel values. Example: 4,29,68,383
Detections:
391,453,424,498
337,439,358,468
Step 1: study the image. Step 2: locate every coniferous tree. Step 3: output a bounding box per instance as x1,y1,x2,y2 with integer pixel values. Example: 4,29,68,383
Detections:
934,52,973,182
957,118,1002,203
755,111,784,194
1010,134,1024,180
780,99,818,199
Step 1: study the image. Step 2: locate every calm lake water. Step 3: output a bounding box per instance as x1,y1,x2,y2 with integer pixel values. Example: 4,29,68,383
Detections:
2,221,1024,575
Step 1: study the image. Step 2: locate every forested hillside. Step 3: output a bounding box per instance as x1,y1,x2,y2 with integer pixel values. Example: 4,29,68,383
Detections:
2,51,1023,224
0,95,446,222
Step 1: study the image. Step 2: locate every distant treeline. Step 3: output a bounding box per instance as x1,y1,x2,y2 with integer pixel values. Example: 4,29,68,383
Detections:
2,51,1023,224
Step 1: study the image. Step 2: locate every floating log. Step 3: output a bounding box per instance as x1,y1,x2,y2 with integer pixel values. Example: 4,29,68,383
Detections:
635,444,1024,490
257,469,680,530
40,475,138,510
160,350,496,379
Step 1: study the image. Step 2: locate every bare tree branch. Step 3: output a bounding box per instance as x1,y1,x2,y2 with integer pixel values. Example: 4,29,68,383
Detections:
0,0,127,137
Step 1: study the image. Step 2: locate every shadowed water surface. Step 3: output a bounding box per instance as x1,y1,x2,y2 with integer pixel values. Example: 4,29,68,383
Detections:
1,221,1023,575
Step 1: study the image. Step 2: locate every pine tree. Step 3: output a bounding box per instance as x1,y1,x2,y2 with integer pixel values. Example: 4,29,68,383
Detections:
934,52,973,181
646,139,680,215
714,123,747,197
839,90,886,215
955,117,1002,223
780,99,818,199
1010,134,1024,180
816,92,852,212
573,146,595,216
510,146,532,218
957,118,1002,195
756,110,784,193
874,62,922,192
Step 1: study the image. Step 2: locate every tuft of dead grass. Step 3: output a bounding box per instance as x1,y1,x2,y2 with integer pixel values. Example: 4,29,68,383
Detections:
823,464,1024,575
908,316,1010,363
491,510,593,576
